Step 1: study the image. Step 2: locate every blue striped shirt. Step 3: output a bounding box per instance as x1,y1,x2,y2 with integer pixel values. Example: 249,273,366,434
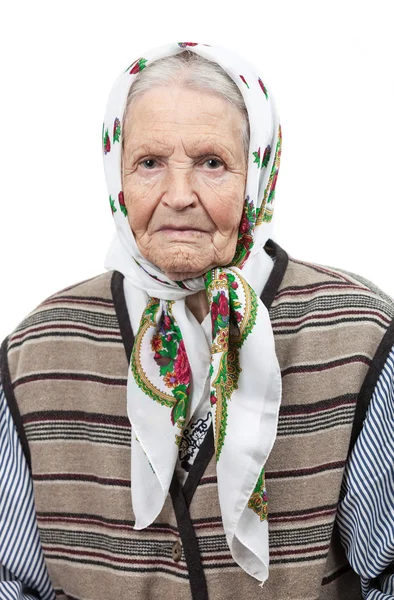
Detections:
1,346,394,598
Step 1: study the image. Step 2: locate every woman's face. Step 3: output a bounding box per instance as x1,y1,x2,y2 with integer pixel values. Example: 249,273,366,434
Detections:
122,87,247,280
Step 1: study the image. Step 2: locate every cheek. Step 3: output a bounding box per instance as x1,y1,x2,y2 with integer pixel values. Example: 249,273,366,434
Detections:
205,191,244,235
123,181,156,234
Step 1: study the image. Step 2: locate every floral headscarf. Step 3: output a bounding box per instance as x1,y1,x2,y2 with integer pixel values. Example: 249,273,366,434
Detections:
103,41,282,585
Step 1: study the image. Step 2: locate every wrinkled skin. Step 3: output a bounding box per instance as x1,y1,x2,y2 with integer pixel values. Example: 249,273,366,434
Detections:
122,86,247,321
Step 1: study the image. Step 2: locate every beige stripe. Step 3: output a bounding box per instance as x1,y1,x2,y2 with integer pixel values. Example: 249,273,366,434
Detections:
46,555,192,600
53,272,114,300
266,423,353,468
31,441,131,477
190,468,344,519
274,322,387,365
9,340,128,378
205,559,327,600
280,361,370,404
15,380,127,416
34,482,178,528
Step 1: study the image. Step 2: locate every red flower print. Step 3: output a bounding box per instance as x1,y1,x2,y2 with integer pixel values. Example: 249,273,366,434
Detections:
210,393,217,405
129,58,148,74
163,315,172,330
258,77,268,99
231,281,238,290
239,212,250,234
242,234,253,250
174,340,190,385
118,191,128,217
166,334,172,341
239,74,249,89
262,145,271,168
151,334,162,353
234,311,242,323
211,302,219,322
218,293,229,317
103,128,111,155
271,171,278,193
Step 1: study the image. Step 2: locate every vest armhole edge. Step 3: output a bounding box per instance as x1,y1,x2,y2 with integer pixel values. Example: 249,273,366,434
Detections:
0,335,32,472
347,316,394,457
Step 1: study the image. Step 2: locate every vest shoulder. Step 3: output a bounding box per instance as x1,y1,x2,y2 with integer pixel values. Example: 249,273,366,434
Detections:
44,270,114,300
281,253,394,318
4,270,115,345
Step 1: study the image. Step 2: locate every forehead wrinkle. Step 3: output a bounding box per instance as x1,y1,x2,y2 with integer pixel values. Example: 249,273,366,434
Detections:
127,136,237,163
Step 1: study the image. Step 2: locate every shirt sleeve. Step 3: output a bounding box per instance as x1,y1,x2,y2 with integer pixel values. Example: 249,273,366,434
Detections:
336,343,394,599
0,378,55,600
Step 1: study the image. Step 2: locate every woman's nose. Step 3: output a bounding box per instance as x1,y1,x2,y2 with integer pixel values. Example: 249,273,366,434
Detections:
161,166,198,210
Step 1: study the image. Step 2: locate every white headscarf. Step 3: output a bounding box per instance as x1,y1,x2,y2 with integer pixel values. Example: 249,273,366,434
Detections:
102,41,282,586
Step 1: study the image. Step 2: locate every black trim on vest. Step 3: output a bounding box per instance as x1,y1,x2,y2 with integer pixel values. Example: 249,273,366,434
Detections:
111,238,289,600
260,238,289,310
169,474,210,600
111,270,135,362
0,335,32,472
321,564,352,586
348,316,394,456
22,586,41,599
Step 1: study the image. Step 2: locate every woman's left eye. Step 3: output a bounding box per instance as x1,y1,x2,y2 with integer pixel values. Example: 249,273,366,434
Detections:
203,158,223,169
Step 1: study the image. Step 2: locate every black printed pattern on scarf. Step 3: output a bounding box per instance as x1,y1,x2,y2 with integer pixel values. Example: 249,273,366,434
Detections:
178,412,212,472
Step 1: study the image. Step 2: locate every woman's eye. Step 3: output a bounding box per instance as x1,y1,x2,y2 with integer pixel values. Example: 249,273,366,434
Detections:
204,158,223,169
140,158,157,169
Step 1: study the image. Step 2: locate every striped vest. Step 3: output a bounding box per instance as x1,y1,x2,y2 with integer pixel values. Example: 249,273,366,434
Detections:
2,238,394,600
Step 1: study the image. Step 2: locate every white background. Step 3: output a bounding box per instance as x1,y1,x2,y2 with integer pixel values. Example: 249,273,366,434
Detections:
0,0,393,341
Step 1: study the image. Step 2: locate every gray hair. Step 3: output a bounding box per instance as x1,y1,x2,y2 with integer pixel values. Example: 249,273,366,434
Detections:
121,49,250,170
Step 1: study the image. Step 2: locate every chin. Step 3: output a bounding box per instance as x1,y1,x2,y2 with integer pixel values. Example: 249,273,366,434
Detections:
152,246,213,281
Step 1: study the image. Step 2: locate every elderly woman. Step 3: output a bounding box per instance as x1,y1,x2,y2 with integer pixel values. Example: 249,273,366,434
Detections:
0,41,394,600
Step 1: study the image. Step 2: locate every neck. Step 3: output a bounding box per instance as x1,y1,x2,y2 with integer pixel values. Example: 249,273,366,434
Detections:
185,290,209,324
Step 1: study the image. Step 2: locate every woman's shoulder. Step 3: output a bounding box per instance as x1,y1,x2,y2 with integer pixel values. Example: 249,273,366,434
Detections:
282,251,394,314
273,254,394,336
3,270,117,349
40,270,115,303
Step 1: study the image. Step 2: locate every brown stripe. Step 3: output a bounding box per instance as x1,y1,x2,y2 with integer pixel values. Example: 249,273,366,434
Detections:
14,372,127,388
11,322,121,342
281,354,370,376
279,395,356,416
33,473,130,486
275,282,374,298
24,410,130,426
37,513,179,535
43,296,114,307
45,550,189,577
